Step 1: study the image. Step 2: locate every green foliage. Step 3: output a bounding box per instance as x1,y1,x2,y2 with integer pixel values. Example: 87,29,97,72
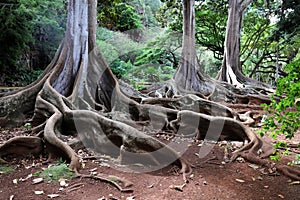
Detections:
30,0,66,70
126,0,161,27
3,68,43,87
0,0,35,74
135,30,181,68
98,2,143,32
123,63,175,89
0,0,66,86
157,0,227,60
35,163,76,182
0,166,14,174
289,154,300,166
97,40,119,65
110,60,134,79
96,27,145,69
275,0,300,39
260,59,300,159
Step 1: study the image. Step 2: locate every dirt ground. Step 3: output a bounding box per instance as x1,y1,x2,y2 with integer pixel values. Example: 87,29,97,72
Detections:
1,130,300,200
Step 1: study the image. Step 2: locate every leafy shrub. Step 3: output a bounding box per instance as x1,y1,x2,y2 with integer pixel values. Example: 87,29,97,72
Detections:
110,60,134,79
1,66,43,86
97,40,119,65
259,59,300,159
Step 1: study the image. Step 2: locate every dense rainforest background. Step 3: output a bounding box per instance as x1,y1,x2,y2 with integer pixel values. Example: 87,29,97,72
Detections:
1,0,299,87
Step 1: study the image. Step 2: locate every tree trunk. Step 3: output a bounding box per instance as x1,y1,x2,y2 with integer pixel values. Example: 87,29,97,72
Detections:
220,0,244,86
218,0,273,90
173,0,213,95
174,0,197,90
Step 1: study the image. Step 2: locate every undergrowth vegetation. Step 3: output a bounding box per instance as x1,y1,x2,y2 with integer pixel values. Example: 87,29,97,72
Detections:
34,163,76,182
260,59,300,160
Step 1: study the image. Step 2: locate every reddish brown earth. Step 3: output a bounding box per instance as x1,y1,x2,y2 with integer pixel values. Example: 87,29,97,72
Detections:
1,129,300,200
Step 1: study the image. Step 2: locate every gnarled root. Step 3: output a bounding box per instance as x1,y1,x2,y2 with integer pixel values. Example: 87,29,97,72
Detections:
0,136,43,158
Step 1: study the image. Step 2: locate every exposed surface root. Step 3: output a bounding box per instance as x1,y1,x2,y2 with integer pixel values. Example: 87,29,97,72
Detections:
277,165,300,180
77,173,133,192
0,136,43,158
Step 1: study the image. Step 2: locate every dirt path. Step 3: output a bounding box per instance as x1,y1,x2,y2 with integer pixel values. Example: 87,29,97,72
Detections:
1,139,300,200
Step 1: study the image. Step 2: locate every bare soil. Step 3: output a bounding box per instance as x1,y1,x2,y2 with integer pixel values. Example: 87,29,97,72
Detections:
1,129,300,200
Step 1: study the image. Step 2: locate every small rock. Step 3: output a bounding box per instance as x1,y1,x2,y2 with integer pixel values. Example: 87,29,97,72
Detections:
203,180,208,185
278,194,284,199
264,185,269,189
257,176,263,181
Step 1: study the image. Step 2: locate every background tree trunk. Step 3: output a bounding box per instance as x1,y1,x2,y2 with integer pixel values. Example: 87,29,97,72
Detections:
173,0,212,95
218,0,273,91
219,0,251,87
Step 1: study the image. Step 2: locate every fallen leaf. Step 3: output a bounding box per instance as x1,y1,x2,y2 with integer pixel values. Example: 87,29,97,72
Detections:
91,171,97,175
89,167,97,172
34,191,44,195
99,162,110,167
189,174,194,179
248,164,260,170
235,179,245,183
47,194,60,198
257,176,263,181
59,178,67,187
81,162,85,168
147,184,154,188
12,179,18,184
20,174,33,182
169,183,186,192
289,181,300,185
32,177,43,184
